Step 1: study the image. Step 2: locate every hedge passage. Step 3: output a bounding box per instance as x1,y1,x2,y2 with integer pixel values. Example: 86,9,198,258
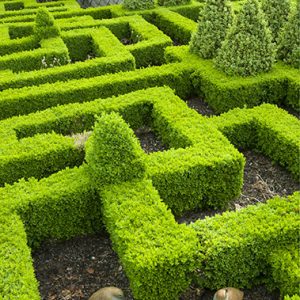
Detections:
0,0,299,299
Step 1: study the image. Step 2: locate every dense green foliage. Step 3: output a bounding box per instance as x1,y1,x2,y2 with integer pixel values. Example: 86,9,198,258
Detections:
284,296,300,300
123,0,154,10
268,245,300,297
164,47,300,112
150,9,197,44
277,0,300,69
100,179,198,300
189,0,232,59
209,103,300,179
85,113,146,187
158,0,191,7
33,8,60,41
215,0,275,76
0,166,101,247
0,214,40,300
0,2,299,299
261,0,290,41
191,192,300,289
0,37,70,73
0,63,193,120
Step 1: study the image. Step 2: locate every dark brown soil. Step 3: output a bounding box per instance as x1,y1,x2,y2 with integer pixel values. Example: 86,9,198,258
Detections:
33,99,299,300
134,126,167,153
185,98,215,117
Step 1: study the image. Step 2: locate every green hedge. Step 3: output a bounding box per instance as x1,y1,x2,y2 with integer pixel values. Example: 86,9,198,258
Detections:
100,179,199,300
0,132,83,186
284,296,300,300
147,88,244,215
158,0,192,7
59,15,172,68
0,15,171,89
0,62,193,120
7,23,33,39
169,2,202,21
0,214,40,300
0,0,80,23
0,35,38,56
150,8,196,44
1,87,297,212
0,36,70,72
165,46,300,112
268,245,300,297
190,192,300,290
0,26,135,91
0,87,243,214
0,166,101,248
85,113,146,187
208,103,300,179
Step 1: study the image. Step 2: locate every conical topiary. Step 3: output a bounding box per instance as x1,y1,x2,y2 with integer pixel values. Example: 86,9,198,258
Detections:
34,8,60,41
123,0,154,10
189,0,232,59
277,1,300,69
215,0,275,77
158,0,191,6
261,0,290,42
85,113,146,187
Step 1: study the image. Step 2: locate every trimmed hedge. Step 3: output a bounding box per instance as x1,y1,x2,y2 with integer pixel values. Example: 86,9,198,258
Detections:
0,62,193,120
158,0,191,6
59,14,173,67
0,132,84,186
0,214,40,300
85,113,146,187
165,46,300,112
1,87,298,213
0,0,80,23
214,0,275,77
0,166,101,248
190,192,300,289
284,296,300,300
33,7,60,41
208,103,300,179
0,35,38,56
123,0,154,10
0,26,135,90
100,179,199,300
150,8,197,44
0,36,70,72
268,245,300,297
0,87,243,216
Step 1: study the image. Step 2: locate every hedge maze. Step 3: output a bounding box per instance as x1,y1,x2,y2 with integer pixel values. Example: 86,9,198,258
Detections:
0,0,299,299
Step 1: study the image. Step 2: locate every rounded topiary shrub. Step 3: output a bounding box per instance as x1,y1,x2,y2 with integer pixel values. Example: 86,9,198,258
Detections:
277,1,300,69
189,0,232,59
123,0,154,10
261,0,290,42
85,113,146,187
215,0,275,77
158,0,191,6
34,7,60,41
